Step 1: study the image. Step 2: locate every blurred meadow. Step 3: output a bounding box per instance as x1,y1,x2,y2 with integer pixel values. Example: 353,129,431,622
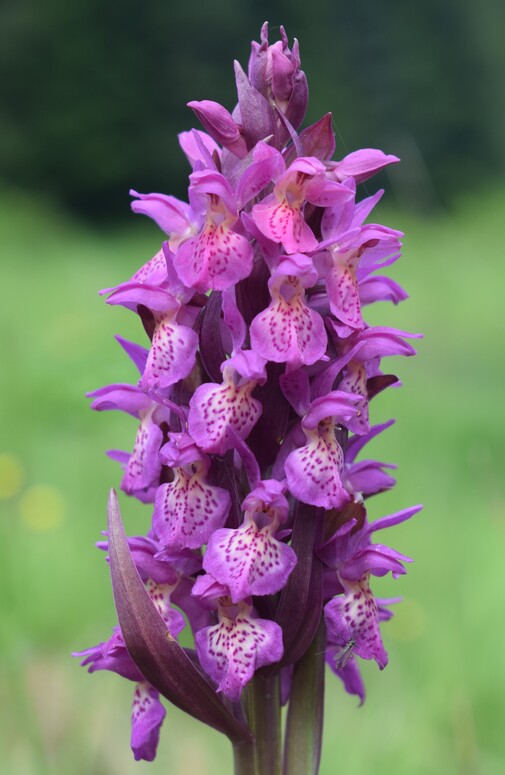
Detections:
1,2,505,774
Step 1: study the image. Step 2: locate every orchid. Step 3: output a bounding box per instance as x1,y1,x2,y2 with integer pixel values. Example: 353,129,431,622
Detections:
75,22,422,774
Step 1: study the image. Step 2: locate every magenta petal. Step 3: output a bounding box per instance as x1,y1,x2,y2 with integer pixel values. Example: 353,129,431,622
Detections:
203,523,297,603
347,326,421,361
106,283,180,315
359,275,409,306
251,198,318,254
144,579,186,637
250,292,327,366
345,460,397,497
242,479,289,522
285,428,349,510
326,261,364,329
115,336,149,376
192,573,230,606
304,177,355,208
178,129,221,168
122,418,163,495
369,504,423,534
320,202,357,243
152,468,231,550
131,682,166,762
129,249,168,286
74,627,143,683
174,225,254,292
130,191,194,237
302,391,361,430
195,606,284,702
188,380,262,455
236,143,284,208
139,317,198,391
324,575,388,669
340,545,411,580
333,149,400,183
226,350,267,382
125,536,179,586
88,383,152,418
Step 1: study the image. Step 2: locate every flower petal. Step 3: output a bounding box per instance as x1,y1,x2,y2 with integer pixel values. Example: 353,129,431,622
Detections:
250,293,326,366
195,606,284,702
139,316,199,391
326,260,364,329
251,198,318,254
153,467,231,550
285,427,349,510
324,574,388,669
130,191,194,239
175,224,254,292
203,523,297,602
122,415,163,495
131,682,166,762
188,381,262,455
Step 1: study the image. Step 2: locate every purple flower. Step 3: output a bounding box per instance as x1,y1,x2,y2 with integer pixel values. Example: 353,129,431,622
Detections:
324,572,388,669
78,24,422,767
283,390,362,509
319,505,421,670
130,190,200,252
249,252,327,366
202,480,297,602
195,599,284,702
174,170,254,291
106,283,199,392
188,350,267,454
152,433,231,550
251,156,353,254
88,383,170,499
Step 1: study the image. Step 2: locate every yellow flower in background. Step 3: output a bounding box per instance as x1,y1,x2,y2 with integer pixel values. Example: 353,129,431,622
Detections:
20,485,66,531
0,454,23,499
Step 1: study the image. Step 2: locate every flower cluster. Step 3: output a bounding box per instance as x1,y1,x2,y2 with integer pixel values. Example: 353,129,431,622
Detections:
75,23,421,763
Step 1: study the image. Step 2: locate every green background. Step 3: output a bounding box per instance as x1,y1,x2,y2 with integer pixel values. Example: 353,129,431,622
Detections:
1,3,504,773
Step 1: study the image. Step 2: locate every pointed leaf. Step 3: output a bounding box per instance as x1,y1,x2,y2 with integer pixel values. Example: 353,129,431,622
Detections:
107,490,251,744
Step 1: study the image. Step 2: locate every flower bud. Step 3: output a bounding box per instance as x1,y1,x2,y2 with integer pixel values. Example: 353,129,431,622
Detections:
248,22,308,130
187,100,248,158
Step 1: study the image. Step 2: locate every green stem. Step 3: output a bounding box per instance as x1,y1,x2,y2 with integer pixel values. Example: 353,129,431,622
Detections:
283,621,326,775
233,738,259,775
233,672,282,775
